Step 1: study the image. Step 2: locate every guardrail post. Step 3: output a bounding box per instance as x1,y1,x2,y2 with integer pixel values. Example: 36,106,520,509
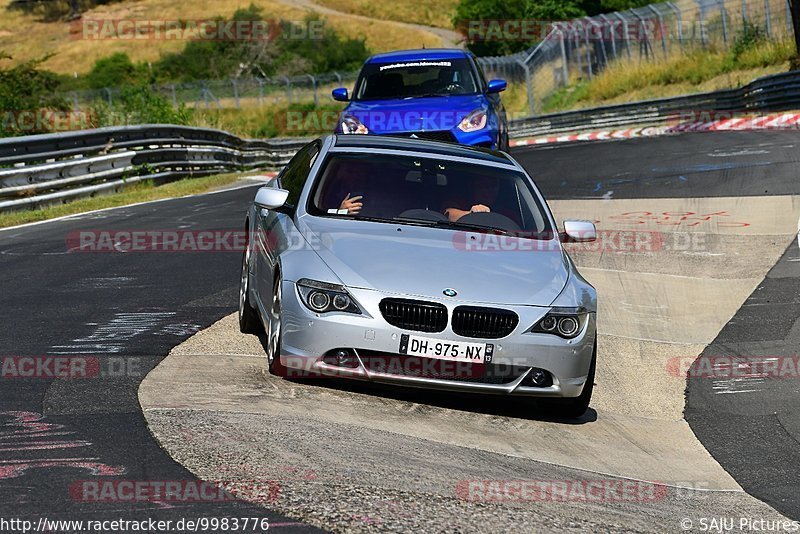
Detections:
667,2,683,50
559,30,569,85
572,26,583,77
583,21,593,77
282,76,292,104
588,18,608,69
600,15,617,60
614,13,632,59
516,59,534,116
647,5,669,55
698,6,708,47
764,0,772,38
718,0,728,43
307,74,318,107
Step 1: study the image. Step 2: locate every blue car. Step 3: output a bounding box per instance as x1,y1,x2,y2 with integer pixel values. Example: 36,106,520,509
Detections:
331,49,509,150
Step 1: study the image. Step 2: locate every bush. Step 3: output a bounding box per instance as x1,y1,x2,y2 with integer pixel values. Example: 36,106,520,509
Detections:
92,84,190,126
151,7,369,82
0,54,70,136
85,53,148,89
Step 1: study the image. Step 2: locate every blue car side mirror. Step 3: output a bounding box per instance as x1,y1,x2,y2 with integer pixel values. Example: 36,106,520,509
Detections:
331,88,349,101
487,79,507,93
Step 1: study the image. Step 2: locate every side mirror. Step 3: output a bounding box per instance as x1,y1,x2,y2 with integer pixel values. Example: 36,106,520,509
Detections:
331,87,349,101
487,79,507,93
254,187,290,210
561,220,597,243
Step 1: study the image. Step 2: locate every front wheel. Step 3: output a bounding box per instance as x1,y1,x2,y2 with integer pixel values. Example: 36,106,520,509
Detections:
543,341,596,419
267,276,287,376
239,248,263,334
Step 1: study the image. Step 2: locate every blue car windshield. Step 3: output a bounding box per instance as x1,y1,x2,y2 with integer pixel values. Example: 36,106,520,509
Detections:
354,58,480,101
309,153,553,237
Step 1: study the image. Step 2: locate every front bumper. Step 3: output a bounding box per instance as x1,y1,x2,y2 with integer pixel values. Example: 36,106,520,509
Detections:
278,281,596,398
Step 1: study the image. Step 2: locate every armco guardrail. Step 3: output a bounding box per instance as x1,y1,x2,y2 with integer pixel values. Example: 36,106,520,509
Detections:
3,69,799,212
506,69,800,139
0,125,308,211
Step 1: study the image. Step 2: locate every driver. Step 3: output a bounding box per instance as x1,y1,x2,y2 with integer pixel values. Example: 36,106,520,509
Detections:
329,161,371,215
443,175,500,222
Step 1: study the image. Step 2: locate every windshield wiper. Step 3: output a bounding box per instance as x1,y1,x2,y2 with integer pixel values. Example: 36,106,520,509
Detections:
402,92,452,99
391,216,508,235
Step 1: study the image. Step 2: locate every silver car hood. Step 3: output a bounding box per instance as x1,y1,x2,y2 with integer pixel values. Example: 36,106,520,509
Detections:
300,217,568,306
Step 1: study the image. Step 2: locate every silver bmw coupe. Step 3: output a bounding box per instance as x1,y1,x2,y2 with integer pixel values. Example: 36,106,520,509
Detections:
239,135,598,417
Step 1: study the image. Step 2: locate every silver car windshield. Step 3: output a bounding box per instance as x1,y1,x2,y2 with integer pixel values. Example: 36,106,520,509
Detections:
308,153,553,236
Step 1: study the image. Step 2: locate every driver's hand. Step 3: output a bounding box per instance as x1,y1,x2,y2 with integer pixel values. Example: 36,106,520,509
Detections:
470,204,491,213
340,193,363,214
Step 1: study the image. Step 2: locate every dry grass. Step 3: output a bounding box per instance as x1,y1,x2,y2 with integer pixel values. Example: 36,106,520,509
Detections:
0,0,444,74
541,39,795,113
313,0,458,29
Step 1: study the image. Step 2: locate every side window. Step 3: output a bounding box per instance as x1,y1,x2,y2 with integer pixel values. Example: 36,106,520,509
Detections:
279,140,320,206
471,56,488,91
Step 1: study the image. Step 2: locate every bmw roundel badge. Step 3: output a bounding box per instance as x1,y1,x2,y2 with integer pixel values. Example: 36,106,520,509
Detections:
443,288,457,297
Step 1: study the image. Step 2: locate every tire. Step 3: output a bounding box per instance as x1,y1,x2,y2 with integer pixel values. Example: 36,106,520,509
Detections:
266,275,287,376
238,247,263,334
544,340,596,419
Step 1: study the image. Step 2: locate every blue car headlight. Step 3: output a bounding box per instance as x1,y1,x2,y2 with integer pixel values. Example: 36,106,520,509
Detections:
297,278,362,314
529,307,589,339
458,108,488,132
341,114,369,135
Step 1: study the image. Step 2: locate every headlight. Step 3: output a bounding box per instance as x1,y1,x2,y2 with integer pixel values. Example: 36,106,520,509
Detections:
340,114,369,134
297,278,362,314
530,307,588,339
458,108,488,132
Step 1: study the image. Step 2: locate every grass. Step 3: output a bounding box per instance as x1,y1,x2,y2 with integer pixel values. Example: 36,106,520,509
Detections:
0,172,247,228
0,0,445,74
313,0,459,29
540,39,796,113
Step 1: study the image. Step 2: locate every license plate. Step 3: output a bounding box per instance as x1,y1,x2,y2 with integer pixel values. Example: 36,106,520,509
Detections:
399,334,493,363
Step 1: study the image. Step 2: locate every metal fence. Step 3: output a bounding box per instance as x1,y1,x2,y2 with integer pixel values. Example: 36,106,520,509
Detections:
476,0,795,115
65,71,358,112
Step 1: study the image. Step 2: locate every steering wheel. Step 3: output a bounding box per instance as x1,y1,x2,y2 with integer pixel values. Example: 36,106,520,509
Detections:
445,83,464,93
457,211,522,233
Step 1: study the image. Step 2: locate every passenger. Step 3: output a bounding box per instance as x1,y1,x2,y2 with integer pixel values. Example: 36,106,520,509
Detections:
443,175,500,222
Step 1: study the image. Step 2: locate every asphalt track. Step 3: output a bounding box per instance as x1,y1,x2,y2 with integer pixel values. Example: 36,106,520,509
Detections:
0,189,321,531
1,130,799,531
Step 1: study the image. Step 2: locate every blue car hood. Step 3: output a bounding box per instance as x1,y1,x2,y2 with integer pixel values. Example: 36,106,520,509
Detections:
343,95,486,134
